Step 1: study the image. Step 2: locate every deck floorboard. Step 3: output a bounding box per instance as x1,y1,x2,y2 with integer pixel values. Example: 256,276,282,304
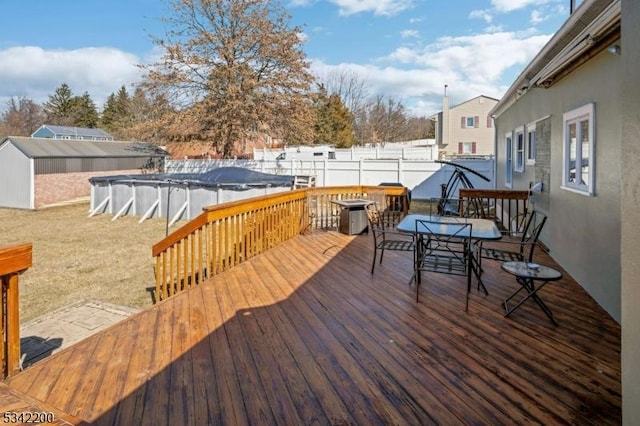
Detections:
2,231,621,424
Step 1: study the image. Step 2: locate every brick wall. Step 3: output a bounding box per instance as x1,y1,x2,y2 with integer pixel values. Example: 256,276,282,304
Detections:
34,170,143,208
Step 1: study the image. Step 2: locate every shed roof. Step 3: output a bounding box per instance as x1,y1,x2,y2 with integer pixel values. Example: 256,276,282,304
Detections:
0,136,168,159
32,124,114,139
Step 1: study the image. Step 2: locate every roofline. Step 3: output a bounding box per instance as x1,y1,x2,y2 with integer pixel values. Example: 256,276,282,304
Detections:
2,136,168,159
431,94,500,116
490,0,620,118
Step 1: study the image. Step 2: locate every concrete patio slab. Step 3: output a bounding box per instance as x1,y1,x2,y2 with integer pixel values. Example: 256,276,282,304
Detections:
20,300,140,368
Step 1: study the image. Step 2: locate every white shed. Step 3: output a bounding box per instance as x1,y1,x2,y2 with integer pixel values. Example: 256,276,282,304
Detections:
0,136,168,209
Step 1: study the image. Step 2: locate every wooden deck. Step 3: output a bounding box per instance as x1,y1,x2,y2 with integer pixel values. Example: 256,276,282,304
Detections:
2,231,621,424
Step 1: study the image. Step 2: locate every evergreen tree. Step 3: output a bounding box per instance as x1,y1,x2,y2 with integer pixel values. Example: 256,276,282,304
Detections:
43,84,99,128
101,85,133,136
101,93,119,129
70,92,99,128
114,86,131,127
44,83,75,125
313,87,355,148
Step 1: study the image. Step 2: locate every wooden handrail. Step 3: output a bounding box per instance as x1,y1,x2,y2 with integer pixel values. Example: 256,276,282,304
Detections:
151,185,408,303
1,243,32,379
459,188,530,234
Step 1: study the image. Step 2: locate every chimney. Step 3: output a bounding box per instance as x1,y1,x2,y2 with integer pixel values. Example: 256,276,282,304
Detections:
442,84,450,147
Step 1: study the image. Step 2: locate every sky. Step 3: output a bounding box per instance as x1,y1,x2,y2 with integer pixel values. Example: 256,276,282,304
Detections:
0,0,575,117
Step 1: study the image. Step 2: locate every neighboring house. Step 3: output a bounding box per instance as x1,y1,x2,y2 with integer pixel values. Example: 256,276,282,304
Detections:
491,0,640,420
432,94,498,158
0,136,168,209
31,124,114,141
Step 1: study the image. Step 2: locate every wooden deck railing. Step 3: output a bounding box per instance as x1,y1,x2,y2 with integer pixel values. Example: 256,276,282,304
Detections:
459,188,530,234
152,185,408,302
1,243,32,379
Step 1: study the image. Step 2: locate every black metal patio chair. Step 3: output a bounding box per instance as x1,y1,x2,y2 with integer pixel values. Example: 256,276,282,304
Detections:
414,217,473,309
478,210,547,265
365,202,415,275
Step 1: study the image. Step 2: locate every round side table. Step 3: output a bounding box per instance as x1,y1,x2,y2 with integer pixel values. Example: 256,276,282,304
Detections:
501,261,562,326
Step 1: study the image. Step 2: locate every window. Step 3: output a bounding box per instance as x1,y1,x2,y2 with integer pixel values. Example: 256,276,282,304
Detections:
457,142,476,154
466,117,475,128
563,103,594,195
505,132,513,188
461,116,479,128
514,126,525,172
526,123,536,164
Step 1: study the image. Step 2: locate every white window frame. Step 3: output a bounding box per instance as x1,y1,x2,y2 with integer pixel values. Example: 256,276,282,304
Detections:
505,131,513,188
514,126,525,173
526,122,536,165
466,117,475,128
562,103,595,196
460,142,474,154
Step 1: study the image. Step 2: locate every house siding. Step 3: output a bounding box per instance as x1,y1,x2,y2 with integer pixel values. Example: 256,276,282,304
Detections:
494,49,621,321
441,96,497,157
34,157,155,174
31,128,55,139
0,142,33,209
621,0,640,423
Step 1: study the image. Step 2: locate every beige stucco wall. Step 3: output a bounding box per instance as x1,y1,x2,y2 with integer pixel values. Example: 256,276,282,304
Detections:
442,96,497,156
494,49,622,322
621,0,640,423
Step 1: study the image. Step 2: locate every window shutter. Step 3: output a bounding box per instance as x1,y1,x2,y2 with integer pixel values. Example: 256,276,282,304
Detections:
486,115,492,128
461,117,466,128
472,142,477,153
458,142,463,154
474,116,479,128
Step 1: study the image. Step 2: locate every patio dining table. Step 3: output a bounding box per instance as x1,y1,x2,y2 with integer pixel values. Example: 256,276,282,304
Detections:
396,214,502,295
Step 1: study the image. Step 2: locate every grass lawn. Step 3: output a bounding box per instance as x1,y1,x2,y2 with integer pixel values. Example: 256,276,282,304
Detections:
0,202,179,322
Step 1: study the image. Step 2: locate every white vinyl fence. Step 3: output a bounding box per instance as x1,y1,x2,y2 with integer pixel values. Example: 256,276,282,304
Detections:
253,141,437,161
164,157,495,200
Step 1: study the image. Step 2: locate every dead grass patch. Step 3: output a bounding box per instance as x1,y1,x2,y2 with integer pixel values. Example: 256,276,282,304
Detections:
0,202,180,322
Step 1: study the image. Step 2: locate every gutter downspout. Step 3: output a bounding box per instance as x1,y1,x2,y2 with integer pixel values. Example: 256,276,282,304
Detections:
491,115,498,190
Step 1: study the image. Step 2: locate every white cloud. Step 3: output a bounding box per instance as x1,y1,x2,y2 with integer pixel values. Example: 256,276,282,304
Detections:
400,30,419,39
530,10,544,24
469,9,493,24
485,24,504,33
0,46,143,110
310,28,553,116
329,0,414,16
490,0,556,13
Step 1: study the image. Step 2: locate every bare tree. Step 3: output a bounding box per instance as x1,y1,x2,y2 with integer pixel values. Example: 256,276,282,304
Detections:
319,69,368,115
0,97,45,137
141,0,314,157
365,95,407,144
315,69,370,144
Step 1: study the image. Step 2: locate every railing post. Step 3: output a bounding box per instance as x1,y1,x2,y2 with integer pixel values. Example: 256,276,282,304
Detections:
0,242,32,379
5,274,20,376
